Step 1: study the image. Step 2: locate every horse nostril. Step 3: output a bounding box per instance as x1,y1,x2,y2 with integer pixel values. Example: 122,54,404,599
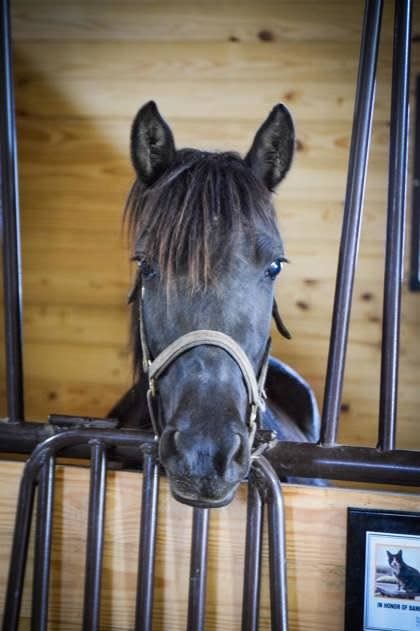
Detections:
160,428,181,460
228,433,246,467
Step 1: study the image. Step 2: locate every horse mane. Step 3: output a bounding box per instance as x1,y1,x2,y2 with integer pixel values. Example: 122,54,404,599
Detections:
125,148,279,377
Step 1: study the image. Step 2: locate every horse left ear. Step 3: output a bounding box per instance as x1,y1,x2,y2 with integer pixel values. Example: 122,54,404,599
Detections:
245,104,295,191
130,101,176,186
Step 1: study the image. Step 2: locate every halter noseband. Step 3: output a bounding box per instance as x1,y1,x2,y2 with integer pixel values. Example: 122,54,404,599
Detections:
131,275,271,448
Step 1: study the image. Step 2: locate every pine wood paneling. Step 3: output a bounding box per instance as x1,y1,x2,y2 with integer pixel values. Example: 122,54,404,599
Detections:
1,1,420,447
0,462,419,630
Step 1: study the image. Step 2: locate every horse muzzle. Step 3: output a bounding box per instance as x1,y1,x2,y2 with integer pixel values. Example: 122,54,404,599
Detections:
159,426,250,508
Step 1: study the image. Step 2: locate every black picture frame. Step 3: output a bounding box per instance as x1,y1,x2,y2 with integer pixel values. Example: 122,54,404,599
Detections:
345,507,420,631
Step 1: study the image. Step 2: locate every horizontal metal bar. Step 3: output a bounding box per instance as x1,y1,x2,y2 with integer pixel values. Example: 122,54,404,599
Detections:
48,414,119,430
0,419,156,469
267,442,420,486
0,421,419,487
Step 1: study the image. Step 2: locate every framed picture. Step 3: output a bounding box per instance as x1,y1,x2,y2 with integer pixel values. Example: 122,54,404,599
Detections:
345,507,420,631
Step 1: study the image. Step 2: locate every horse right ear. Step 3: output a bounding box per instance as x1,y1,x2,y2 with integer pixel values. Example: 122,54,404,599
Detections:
130,101,176,186
245,104,295,192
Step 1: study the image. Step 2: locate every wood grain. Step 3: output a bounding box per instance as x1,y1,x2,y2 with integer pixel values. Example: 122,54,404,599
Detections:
1,1,420,457
0,462,419,630
11,1,384,44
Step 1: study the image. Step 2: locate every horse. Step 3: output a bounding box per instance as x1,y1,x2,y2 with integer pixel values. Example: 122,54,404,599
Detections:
110,101,320,508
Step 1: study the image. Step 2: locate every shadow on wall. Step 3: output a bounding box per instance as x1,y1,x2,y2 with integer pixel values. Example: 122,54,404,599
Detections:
0,47,135,421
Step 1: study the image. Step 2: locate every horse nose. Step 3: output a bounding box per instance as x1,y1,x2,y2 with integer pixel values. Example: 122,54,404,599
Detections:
159,426,250,505
164,428,249,476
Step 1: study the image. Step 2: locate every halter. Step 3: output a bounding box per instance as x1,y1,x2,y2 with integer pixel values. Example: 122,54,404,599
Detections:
129,271,289,449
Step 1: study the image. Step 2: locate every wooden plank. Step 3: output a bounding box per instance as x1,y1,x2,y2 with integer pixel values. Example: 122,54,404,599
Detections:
4,377,130,422
14,77,395,123
0,462,419,630
1,0,420,458
11,1,377,43
13,40,365,83
14,117,392,158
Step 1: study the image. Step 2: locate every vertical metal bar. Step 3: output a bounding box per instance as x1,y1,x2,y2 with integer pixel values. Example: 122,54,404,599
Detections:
0,0,24,423
31,456,55,631
410,75,420,292
242,473,264,631
321,0,383,445
82,441,107,631
135,443,160,631
2,468,37,630
186,508,209,631
378,0,412,451
253,457,288,631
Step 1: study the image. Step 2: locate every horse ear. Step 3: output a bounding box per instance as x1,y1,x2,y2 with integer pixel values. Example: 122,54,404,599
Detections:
131,101,176,186
245,104,295,191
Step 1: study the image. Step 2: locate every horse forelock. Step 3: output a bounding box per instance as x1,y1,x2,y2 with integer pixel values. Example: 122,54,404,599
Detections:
125,149,278,289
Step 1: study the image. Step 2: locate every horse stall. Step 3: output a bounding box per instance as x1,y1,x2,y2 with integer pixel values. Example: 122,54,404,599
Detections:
1,0,420,629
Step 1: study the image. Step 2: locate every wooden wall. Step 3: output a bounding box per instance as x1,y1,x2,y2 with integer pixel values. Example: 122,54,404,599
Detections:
0,461,418,630
1,2,420,445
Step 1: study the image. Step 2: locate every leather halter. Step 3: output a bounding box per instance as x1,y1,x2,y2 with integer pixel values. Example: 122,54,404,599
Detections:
130,273,272,448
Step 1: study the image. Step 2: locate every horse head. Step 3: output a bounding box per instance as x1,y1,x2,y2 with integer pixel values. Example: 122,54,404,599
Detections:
126,101,294,507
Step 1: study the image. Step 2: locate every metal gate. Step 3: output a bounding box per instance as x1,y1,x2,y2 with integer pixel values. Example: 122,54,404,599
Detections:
1,422,288,631
0,0,418,629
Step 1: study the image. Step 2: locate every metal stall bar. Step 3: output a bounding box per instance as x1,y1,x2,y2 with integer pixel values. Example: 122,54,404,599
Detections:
267,441,420,485
187,508,210,631
2,457,38,631
321,0,383,445
241,472,264,631
31,457,55,631
135,443,160,631
0,0,24,423
1,429,155,630
253,457,288,631
410,76,420,292
378,0,412,451
82,441,107,631
3,417,420,485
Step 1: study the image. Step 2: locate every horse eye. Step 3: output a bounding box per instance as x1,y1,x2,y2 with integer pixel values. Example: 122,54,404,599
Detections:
266,258,284,280
134,257,156,279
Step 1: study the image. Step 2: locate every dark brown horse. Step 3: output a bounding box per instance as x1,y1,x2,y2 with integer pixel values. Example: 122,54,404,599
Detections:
111,102,320,507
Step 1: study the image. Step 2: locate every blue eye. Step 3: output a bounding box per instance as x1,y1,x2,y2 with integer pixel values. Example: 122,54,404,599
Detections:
266,258,285,280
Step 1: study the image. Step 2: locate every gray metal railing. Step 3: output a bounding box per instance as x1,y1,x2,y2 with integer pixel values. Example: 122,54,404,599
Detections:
1,427,288,631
